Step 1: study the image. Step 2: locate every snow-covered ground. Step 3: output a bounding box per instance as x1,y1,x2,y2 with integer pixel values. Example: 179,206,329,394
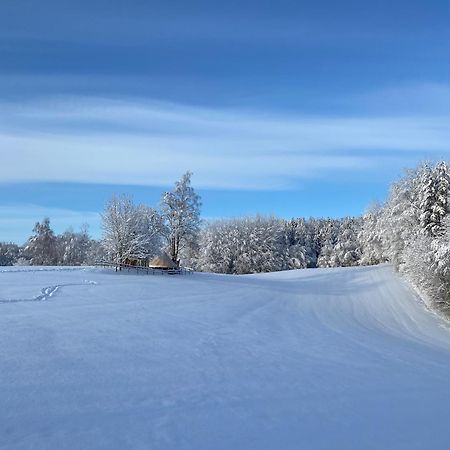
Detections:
1,265,450,450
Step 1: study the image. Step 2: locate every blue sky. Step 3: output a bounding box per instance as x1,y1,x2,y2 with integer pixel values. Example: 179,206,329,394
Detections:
1,0,450,243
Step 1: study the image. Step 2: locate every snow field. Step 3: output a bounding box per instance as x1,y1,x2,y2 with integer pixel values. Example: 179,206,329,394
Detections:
1,265,450,449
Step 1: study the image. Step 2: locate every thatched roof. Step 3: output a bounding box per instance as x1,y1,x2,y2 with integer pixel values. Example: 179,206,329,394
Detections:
149,253,178,269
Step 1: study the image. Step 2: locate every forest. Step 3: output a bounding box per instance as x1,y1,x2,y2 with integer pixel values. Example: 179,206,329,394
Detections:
1,162,450,314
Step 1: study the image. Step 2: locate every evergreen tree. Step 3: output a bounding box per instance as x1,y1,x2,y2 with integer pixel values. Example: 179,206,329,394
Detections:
431,161,449,235
418,163,438,235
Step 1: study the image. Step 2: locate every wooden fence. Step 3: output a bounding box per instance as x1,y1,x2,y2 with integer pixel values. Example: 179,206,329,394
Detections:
94,261,193,276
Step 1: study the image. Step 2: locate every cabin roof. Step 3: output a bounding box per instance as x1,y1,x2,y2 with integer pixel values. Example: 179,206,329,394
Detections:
149,253,178,269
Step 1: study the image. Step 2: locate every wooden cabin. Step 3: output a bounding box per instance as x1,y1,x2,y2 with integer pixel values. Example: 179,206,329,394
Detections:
148,253,178,270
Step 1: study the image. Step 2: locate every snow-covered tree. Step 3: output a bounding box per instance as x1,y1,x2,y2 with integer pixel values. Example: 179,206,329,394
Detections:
418,163,439,235
329,217,362,267
0,242,21,266
85,239,107,265
377,168,422,269
198,219,240,274
197,215,364,274
57,225,93,265
420,162,449,236
24,218,59,265
279,220,307,270
197,216,286,274
234,216,285,274
316,219,340,268
160,172,201,266
429,161,449,236
101,195,160,268
361,161,450,314
359,205,385,265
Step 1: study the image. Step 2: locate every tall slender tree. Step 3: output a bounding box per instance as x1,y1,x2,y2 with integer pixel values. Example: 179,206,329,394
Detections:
160,172,201,265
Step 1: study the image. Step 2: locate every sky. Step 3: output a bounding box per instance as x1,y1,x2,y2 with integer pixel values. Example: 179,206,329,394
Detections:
1,0,450,243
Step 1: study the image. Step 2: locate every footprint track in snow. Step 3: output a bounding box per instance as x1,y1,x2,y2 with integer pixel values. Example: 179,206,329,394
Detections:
0,280,97,304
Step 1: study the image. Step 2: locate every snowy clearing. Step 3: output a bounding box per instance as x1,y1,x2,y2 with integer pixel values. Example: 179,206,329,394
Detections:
1,265,450,450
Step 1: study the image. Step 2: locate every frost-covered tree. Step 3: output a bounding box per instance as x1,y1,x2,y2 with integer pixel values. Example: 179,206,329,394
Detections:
377,168,422,269
0,242,21,266
279,219,307,270
24,218,58,265
234,216,285,274
316,219,340,268
426,225,450,312
401,224,450,314
329,217,362,267
197,215,363,274
360,205,385,265
101,195,160,268
85,239,107,265
418,163,438,235
363,161,450,314
197,216,286,274
283,218,324,268
435,162,450,215
415,162,450,237
57,225,93,266
198,219,240,274
160,172,201,266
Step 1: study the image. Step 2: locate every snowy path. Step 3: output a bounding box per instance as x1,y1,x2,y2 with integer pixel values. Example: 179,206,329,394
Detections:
1,265,450,449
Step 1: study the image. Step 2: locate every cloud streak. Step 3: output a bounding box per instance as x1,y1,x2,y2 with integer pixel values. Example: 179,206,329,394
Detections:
1,95,450,190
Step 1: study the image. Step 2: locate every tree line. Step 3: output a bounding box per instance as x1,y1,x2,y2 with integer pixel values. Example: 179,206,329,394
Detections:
0,220,102,266
0,171,363,271
2,162,450,314
360,161,450,314
193,216,361,274
0,172,202,268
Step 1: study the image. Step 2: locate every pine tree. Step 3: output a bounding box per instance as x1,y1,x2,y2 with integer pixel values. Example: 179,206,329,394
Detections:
419,163,438,235
431,161,450,235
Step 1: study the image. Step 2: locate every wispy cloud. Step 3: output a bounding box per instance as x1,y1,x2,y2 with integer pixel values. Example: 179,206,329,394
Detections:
355,83,450,115
0,95,450,190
